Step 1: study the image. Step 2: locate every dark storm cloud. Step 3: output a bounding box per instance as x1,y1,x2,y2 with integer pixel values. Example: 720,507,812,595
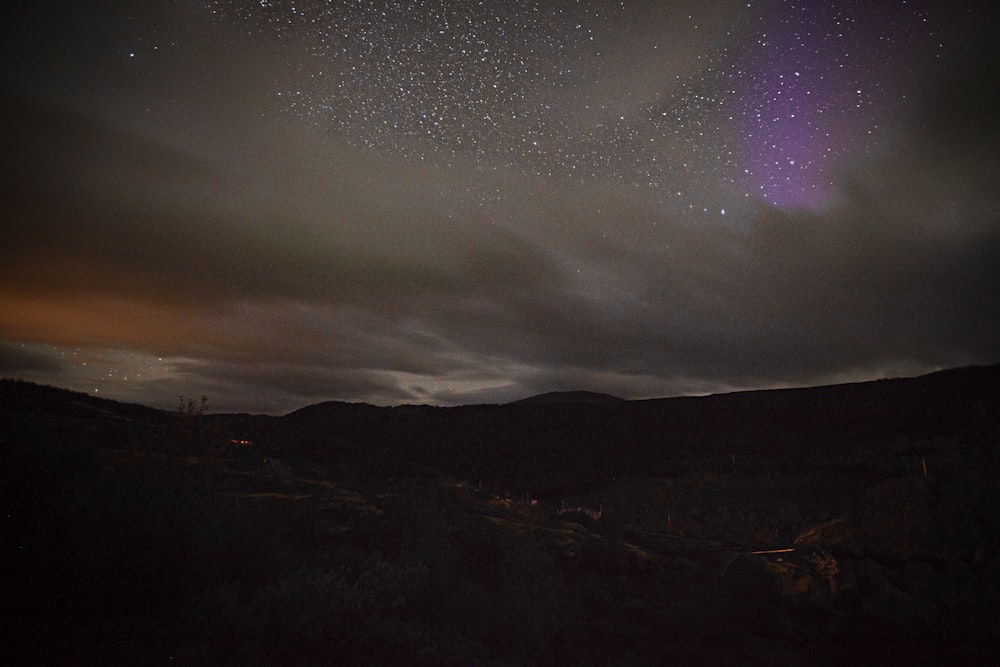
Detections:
1,1,997,411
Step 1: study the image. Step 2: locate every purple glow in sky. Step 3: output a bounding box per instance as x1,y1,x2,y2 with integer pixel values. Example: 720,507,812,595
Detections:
190,0,958,216
725,2,938,210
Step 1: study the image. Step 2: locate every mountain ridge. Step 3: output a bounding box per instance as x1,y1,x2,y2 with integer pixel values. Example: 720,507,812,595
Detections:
507,390,625,405
4,363,998,419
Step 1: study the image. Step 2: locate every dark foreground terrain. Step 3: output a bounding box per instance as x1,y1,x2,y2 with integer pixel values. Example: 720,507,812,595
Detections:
4,366,1000,664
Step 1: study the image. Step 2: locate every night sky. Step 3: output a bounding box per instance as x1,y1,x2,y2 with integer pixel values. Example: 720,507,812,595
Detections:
2,1,998,413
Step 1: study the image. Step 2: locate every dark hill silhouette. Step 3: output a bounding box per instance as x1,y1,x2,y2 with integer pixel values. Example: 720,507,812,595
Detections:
285,399,379,417
508,390,625,405
4,365,1000,665
5,365,998,480
0,378,168,423
253,364,999,495
4,364,999,485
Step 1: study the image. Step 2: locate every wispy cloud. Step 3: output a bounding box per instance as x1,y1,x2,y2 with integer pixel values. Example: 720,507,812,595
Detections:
2,1,997,412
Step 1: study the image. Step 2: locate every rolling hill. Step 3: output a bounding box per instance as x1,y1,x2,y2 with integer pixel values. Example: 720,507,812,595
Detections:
4,366,1000,664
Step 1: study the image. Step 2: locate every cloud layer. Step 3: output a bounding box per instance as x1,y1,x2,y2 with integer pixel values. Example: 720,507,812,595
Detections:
2,2,998,412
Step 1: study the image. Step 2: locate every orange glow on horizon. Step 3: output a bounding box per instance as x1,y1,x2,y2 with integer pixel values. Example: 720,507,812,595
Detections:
0,290,227,352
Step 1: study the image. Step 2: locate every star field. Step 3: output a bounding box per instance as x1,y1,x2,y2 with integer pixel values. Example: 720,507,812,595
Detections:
203,0,954,213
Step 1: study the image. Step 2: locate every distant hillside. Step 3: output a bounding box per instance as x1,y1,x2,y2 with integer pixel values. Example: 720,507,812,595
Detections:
284,399,380,419
0,378,169,424
508,390,625,405
241,364,1000,495
6,364,1000,665
5,365,999,487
